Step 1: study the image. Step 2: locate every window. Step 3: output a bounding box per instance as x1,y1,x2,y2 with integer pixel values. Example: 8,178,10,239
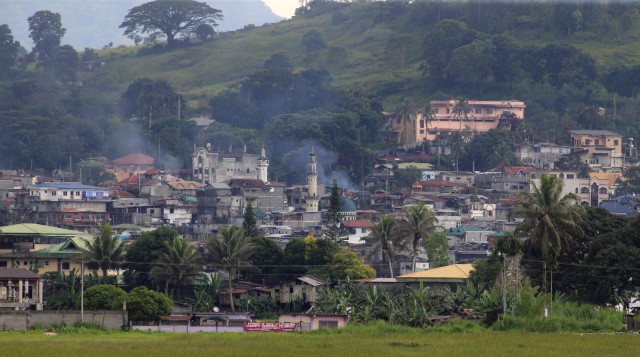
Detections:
475,108,481,114
614,140,619,146
44,261,49,266
150,209,155,214
63,191,68,196
319,321,339,329
76,191,80,196
170,208,175,214
62,262,70,270
0,261,6,267
486,109,493,114
595,139,600,146
566,174,575,179
420,120,425,129
289,286,294,294
585,139,591,146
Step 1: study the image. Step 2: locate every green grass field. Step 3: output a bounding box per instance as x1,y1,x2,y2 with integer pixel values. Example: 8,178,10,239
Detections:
2,325,639,357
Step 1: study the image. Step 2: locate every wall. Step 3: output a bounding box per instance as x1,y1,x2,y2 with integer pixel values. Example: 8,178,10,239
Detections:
0,310,127,330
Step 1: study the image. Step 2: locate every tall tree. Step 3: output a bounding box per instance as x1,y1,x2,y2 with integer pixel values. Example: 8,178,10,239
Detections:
0,24,20,76
425,232,451,268
122,227,177,288
51,45,78,82
397,202,438,272
207,226,255,312
120,0,222,46
27,10,66,68
242,201,259,238
366,216,400,278
325,179,343,243
81,225,124,283
150,237,201,299
510,173,585,292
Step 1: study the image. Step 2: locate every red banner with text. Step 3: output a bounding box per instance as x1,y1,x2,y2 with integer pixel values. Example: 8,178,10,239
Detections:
243,321,299,332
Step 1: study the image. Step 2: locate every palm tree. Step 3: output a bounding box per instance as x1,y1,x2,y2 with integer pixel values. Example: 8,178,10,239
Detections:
510,173,585,292
150,237,202,299
397,202,438,272
81,225,123,283
366,216,401,278
448,131,466,171
394,97,416,146
207,225,255,312
451,98,470,133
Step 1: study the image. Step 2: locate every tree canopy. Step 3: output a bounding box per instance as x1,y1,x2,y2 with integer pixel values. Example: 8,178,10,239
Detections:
27,10,66,67
120,0,222,46
0,24,20,76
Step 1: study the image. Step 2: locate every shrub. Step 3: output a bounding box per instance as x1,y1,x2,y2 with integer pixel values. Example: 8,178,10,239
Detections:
127,287,172,323
81,284,127,310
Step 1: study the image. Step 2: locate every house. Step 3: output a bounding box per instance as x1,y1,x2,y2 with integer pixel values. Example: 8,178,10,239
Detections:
516,142,571,169
569,130,624,172
27,183,112,229
438,172,475,186
112,153,155,172
192,145,269,184
278,313,348,330
0,223,88,256
271,275,326,309
387,99,525,144
0,268,44,310
341,219,373,245
395,264,474,292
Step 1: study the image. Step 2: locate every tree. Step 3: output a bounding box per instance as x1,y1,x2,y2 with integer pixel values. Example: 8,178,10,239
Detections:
127,286,172,323
194,23,215,42
325,179,343,243
242,201,259,238
0,24,20,76
120,0,222,46
82,284,127,310
150,237,201,299
81,225,124,283
263,52,293,71
80,48,99,62
302,29,326,52
327,249,376,281
207,226,255,312
397,202,438,272
459,129,518,172
28,10,66,67
51,45,78,82
366,216,400,278
121,78,181,119
425,232,451,268
510,173,585,292
247,237,284,285
123,227,177,288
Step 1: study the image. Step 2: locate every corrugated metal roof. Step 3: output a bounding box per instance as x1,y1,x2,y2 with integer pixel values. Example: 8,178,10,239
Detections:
0,223,85,236
0,268,41,280
297,275,326,287
396,264,474,280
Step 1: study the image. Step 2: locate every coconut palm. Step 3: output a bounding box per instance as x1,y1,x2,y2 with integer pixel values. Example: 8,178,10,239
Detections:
150,237,202,298
510,173,585,292
366,216,401,278
207,225,255,312
81,225,123,283
451,98,470,133
394,97,416,146
397,202,438,272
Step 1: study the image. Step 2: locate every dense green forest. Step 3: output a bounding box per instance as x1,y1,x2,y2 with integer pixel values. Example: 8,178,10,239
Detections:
3,0,640,181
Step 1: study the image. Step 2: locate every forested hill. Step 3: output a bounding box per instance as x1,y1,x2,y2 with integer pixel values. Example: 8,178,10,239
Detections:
4,0,640,180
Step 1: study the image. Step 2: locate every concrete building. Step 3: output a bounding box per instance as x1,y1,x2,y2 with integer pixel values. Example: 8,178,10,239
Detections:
0,268,43,310
27,183,112,230
388,99,525,144
569,130,624,172
192,144,268,184
516,142,571,169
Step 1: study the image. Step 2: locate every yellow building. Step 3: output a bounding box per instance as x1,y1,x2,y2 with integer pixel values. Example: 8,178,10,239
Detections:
569,130,623,172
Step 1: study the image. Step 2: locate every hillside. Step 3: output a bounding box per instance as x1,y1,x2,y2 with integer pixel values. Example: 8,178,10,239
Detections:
83,1,640,110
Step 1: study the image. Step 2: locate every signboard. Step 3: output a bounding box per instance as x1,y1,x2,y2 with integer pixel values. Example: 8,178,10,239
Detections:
243,322,298,332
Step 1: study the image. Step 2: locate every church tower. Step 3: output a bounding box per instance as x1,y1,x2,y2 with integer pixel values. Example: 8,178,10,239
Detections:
306,149,319,213
257,145,269,183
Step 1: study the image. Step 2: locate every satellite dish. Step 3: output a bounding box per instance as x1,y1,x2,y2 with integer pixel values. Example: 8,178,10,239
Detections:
213,307,220,313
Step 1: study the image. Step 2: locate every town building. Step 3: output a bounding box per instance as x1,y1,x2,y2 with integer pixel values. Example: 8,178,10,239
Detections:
569,130,624,172
0,268,44,310
192,144,269,184
516,142,571,169
388,99,525,145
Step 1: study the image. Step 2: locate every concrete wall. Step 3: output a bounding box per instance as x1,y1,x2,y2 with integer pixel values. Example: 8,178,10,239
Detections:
0,310,127,330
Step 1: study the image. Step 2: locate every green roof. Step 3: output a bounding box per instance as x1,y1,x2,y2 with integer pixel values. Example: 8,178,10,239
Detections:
35,235,94,255
447,225,491,236
0,223,86,236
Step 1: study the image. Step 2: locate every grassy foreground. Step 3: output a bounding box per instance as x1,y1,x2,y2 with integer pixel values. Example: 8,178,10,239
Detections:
1,324,639,357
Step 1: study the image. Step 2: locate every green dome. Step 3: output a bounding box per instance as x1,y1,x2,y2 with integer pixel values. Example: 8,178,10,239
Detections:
340,196,357,212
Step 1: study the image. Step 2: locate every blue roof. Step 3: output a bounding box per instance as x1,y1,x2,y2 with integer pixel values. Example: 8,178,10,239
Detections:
340,196,357,212
600,201,635,215
34,183,110,190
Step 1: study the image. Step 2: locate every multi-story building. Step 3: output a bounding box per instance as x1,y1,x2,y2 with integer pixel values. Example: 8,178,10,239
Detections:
388,99,525,145
569,130,623,172
27,183,112,230
192,144,269,184
516,142,571,169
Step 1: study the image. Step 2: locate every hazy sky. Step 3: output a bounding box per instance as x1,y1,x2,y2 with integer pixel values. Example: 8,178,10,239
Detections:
263,0,299,18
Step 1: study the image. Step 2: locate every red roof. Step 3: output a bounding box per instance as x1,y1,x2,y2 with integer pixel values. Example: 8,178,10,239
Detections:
342,220,373,229
118,175,139,184
144,169,159,175
113,153,154,166
504,166,536,176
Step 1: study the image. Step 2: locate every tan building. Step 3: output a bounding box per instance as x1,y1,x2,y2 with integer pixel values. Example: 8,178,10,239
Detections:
529,170,622,207
388,99,525,145
569,130,623,172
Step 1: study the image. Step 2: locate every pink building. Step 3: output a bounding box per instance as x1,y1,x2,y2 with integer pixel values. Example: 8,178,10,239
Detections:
388,100,525,145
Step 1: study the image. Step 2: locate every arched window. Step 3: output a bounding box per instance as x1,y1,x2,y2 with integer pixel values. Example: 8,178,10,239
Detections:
580,187,589,194
599,187,608,194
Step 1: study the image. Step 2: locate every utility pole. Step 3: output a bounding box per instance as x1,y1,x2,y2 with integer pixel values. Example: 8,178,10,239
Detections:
81,260,85,323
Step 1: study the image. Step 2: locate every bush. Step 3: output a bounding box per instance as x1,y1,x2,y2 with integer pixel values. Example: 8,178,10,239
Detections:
127,287,172,323
81,284,127,310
